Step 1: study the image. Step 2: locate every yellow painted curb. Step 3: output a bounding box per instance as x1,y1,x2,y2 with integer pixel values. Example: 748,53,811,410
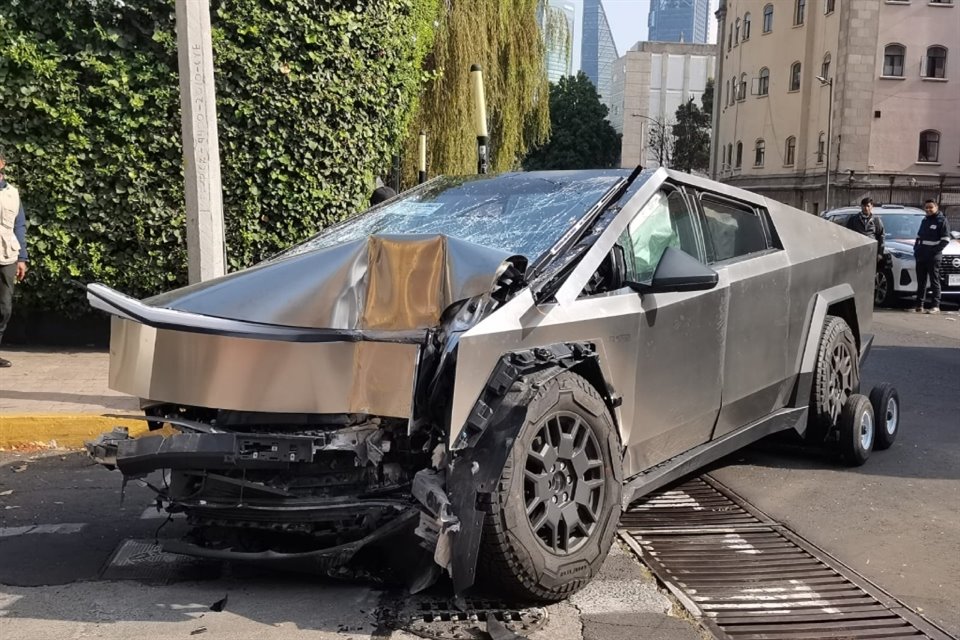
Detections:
0,415,171,450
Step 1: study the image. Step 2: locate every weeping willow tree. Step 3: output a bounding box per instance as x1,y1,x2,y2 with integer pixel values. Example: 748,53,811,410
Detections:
402,0,551,181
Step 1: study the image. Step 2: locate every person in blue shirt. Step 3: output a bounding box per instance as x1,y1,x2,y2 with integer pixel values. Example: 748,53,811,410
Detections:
0,148,29,368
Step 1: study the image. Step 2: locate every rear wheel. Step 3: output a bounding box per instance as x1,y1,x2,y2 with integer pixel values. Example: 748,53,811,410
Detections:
839,394,874,466
808,315,860,441
869,383,900,450
477,371,622,603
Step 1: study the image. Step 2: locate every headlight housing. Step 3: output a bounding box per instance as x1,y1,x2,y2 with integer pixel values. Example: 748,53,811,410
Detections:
888,249,914,261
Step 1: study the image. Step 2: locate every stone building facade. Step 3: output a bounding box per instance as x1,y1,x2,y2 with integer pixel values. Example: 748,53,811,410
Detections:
610,41,716,168
712,0,960,213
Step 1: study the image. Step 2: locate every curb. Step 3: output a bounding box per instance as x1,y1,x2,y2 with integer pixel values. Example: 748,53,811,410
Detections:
0,415,156,450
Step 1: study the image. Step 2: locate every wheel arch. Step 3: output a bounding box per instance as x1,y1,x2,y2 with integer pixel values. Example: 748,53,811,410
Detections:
788,284,860,414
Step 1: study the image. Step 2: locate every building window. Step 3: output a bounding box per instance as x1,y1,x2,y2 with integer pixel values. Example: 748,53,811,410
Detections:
785,136,797,166
739,73,747,100
735,18,741,43
758,67,770,95
924,46,947,78
763,4,774,32
794,0,806,25
928,0,953,4
883,44,905,77
825,0,836,13
821,53,831,79
918,130,940,162
755,140,766,167
727,143,734,168
728,27,733,51
743,13,752,40
790,62,802,90
736,142,743,168
817,132,825,163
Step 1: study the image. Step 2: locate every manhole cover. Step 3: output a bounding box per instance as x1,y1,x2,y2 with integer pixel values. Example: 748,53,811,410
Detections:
402,599,546,640
100,539,221,584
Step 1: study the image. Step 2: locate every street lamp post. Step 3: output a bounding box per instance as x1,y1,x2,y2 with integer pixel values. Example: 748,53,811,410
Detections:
816,75,833,212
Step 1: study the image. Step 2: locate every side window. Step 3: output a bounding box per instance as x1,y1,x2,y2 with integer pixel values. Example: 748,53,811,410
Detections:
699,195,770,263
619,189,701,283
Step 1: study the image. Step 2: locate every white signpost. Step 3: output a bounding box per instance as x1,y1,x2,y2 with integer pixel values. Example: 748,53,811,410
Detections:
175,0,226,283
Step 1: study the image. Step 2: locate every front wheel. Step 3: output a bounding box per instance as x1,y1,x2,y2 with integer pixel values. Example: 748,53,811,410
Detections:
477,371,622,603
809,315,860,441
875,268,896,307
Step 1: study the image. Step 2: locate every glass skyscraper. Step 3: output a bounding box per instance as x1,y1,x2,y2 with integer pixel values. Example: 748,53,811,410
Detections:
648,0,710,44
580,0,618,114
540,0,576,83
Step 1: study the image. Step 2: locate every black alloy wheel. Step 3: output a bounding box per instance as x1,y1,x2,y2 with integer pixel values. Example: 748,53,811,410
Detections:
524,411,605,556
477,370,622,603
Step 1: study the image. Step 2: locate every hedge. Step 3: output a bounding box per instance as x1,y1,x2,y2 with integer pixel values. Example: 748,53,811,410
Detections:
0,0,438,316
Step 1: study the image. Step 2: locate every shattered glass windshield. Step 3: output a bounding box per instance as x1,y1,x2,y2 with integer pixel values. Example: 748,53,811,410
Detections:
281,171,629,261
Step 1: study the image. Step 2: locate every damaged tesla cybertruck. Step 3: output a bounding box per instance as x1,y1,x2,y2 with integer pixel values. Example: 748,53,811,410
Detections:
86,167,899,602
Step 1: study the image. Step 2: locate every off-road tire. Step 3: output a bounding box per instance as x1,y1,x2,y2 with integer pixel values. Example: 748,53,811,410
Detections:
869,383,900,451
808,315,860,441
875,268,896,307
477,370,622,603
839,393,874,466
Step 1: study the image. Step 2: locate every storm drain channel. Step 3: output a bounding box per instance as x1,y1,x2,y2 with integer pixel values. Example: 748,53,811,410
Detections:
620,476,953,640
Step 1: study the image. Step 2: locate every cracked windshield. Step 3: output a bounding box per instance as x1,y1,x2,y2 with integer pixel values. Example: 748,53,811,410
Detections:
282,173,627,260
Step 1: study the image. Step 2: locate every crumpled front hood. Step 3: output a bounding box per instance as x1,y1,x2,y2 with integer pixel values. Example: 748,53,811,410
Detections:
144,234,519,331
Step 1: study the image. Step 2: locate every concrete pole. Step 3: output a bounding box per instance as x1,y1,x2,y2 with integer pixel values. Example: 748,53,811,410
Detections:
176,0,225,283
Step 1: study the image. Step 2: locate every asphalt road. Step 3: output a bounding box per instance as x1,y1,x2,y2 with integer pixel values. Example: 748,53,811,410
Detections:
0,306,955,639
709,307,960,636
0,452,700,639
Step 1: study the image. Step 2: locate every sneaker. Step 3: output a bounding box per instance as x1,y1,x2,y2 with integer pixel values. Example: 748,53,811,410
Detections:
0,357,10,368
927,307,940,314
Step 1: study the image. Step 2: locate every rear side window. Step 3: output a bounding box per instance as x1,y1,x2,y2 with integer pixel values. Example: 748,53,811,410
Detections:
699,195,771,263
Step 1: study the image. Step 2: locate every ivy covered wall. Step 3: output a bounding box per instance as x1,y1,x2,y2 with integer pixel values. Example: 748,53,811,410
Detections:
0,0,439,315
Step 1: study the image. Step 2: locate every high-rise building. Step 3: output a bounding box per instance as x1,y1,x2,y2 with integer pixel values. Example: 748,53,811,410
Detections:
610,41,715,168
540,0,577,83
649,0,710,44
712,0,959,213
580,0,619,117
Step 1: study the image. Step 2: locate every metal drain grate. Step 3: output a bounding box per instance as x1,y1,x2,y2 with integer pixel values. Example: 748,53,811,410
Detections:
402,598,547,640
99,539,221,584
620,476,953,640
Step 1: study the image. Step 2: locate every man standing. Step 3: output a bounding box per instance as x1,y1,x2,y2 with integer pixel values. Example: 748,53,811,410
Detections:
846,197,885,260
913,199,951,314
0,148,29,367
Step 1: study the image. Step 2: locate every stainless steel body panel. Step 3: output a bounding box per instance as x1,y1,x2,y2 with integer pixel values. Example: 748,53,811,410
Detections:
451,169,876,480
146,234,514,331
108,316,419,417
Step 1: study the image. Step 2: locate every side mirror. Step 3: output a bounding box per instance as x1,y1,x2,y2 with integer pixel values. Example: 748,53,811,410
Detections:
626,246,719,294
951,230,960,240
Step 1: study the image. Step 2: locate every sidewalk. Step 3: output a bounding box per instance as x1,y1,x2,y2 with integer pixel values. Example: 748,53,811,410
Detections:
0,347,146,449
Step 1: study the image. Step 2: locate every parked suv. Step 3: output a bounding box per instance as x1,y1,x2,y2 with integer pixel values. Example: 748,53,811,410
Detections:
823,204,960,306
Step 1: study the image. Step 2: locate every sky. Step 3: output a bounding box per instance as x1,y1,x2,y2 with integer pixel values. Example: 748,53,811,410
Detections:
570,0,718,70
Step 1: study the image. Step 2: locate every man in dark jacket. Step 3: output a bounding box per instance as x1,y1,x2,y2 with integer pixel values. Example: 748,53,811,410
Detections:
846,197,885,260
913,199,951,313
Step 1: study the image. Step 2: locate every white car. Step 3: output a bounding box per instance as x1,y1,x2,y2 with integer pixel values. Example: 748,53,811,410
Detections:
823,205,960,306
